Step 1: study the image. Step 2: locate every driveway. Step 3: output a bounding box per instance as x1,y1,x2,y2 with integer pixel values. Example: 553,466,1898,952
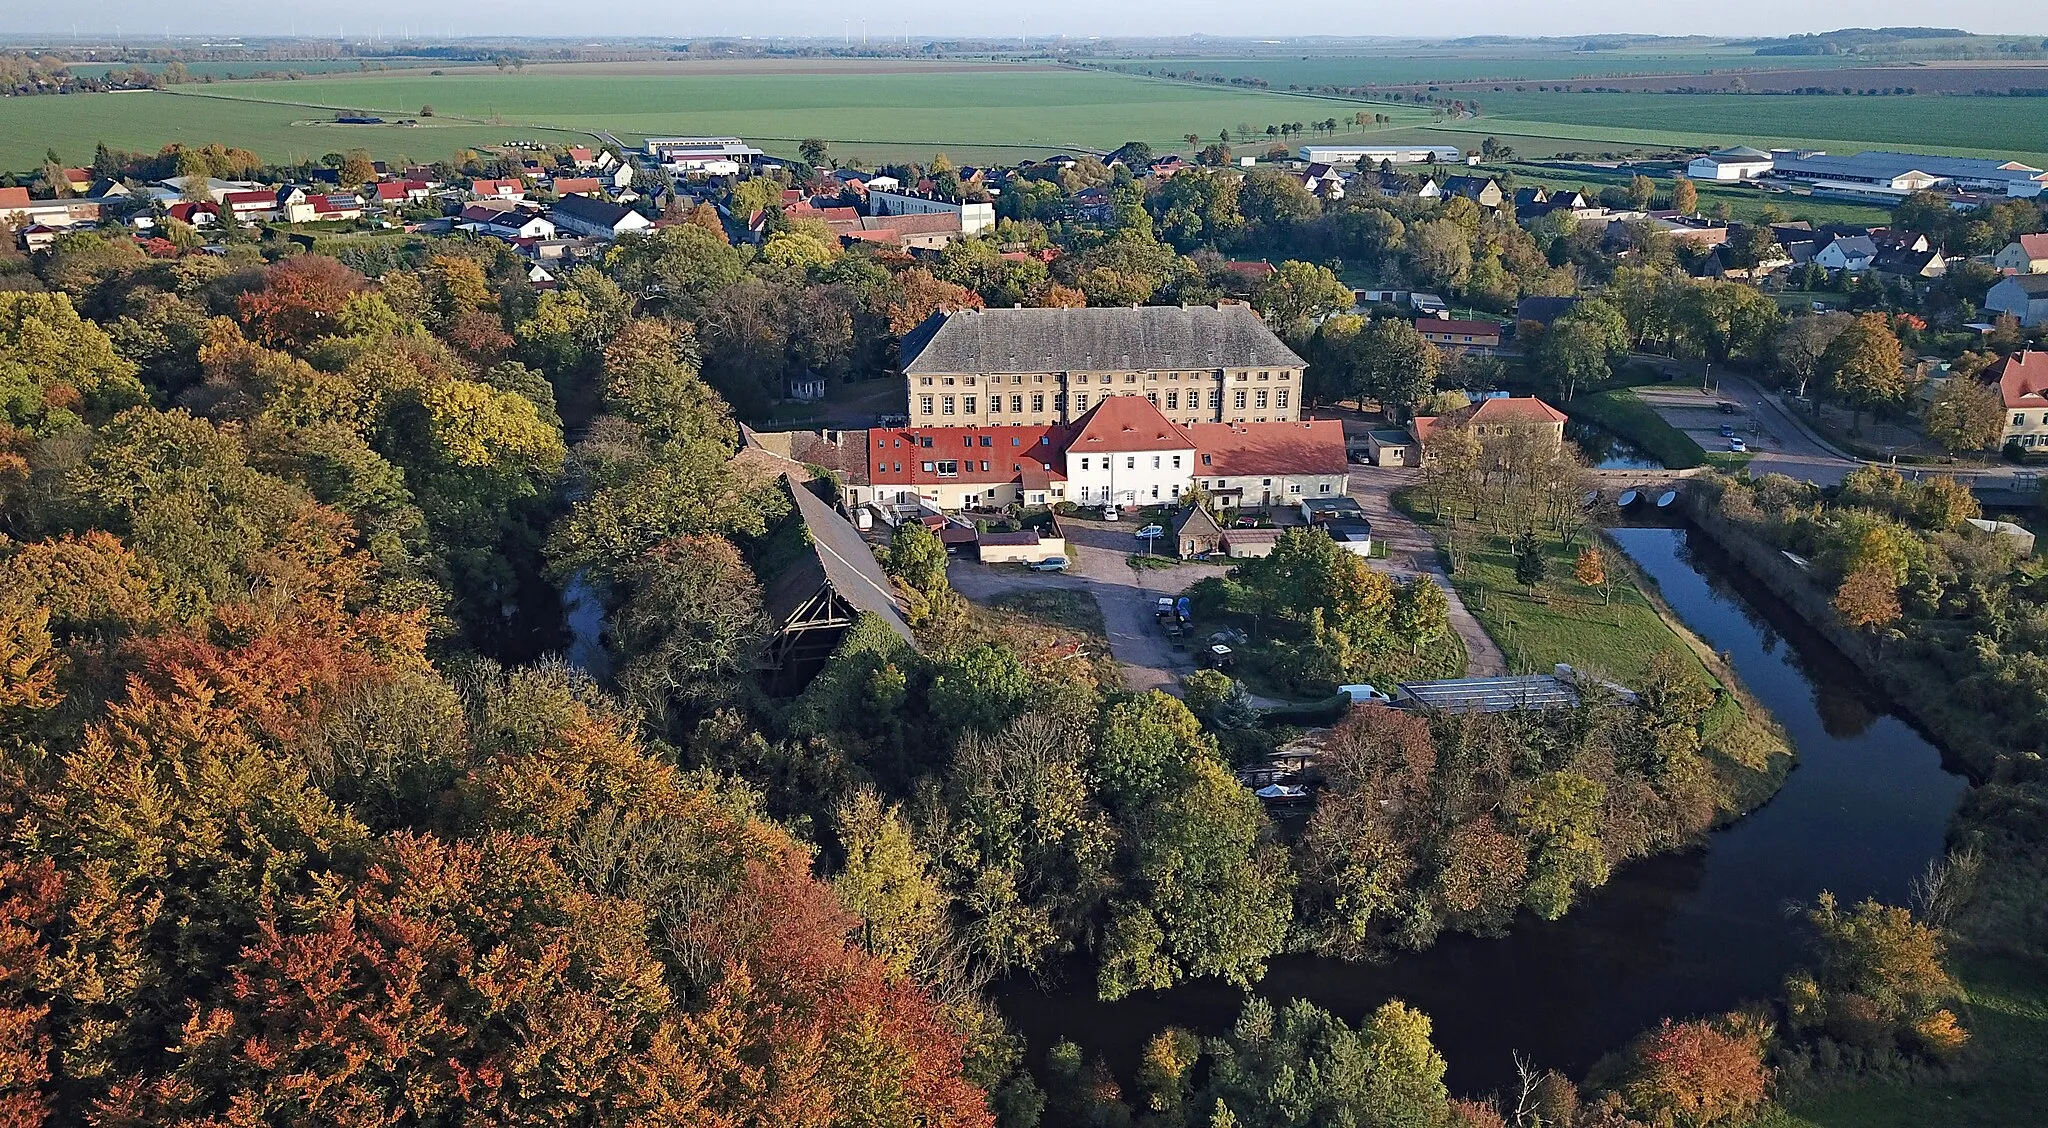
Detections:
1345,467,1509,676
948,519,1236,699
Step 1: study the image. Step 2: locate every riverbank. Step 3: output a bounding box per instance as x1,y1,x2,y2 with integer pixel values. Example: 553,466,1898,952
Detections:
1676,480,2048,1126
1395,488,1794,817
998,523,1963,1099
1682,486,1992,780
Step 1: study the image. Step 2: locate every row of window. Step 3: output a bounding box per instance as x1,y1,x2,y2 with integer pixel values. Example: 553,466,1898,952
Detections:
915,389,1291,416
916,371,1293,388
1075,454,1184,471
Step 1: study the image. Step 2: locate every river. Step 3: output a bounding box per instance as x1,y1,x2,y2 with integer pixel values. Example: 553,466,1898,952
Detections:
994,524,1967,1095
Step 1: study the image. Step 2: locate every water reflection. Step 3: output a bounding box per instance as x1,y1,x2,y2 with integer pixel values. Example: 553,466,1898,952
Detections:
999,526,1965,1095
1567,420,1663,470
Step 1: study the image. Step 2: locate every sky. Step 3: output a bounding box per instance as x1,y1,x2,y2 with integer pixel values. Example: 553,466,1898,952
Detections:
15,3,2047,42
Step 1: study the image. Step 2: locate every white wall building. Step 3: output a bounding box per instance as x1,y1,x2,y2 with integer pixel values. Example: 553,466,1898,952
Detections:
1686,145,1774,181
1064,397,1197,508
1300,145,1461,166
867,188,996,235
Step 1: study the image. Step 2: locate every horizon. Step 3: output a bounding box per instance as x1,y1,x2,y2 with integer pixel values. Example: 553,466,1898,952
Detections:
7,11,2048,43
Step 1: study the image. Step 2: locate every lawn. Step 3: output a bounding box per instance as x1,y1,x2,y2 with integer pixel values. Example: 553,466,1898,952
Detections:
1567,388,1708,470
46,65,1435,169
1398,491,1793,813
1757,950,2048,1128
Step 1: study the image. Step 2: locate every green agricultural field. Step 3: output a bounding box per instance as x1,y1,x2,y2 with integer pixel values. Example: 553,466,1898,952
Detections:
1468,91,2048,166
5,64,1435,170
1468,162,1895,227
1099,51,1877,90
0,90,585,171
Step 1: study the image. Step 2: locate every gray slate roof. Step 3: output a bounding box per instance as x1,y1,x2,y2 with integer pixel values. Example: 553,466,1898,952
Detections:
550,192,635,229
900,305,1305,375
1993,274,2048,297
763,477,914,645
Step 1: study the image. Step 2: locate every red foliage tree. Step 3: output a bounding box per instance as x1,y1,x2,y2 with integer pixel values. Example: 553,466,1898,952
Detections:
235,257,369,349
0,858,62,1127
1621,1016,1770,1127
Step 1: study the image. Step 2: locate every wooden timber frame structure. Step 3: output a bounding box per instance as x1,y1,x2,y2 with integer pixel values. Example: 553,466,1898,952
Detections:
760,475,917,695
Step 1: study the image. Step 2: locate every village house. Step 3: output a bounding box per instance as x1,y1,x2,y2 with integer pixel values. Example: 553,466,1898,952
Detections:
373,179,433,205
1814,234,1878,273
1415,317,1503,350
550,177,605,197
0,187,102,229
899,304,1307,429
1872,247,1946,283
549,194,651,240
285,193,364,223
469,178,526,201
1380,396,1568,466
1441,175,1503,209
459,203,556,241
1188,418,1349,510
218,186,300,224
1985,352,2048,449
1994,233,2048,275
1986,275,2048,327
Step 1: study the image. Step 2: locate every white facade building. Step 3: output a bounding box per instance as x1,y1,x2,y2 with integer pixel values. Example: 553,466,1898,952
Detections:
866,188,996,236
1300,145,1461,166
1686,145,1774,181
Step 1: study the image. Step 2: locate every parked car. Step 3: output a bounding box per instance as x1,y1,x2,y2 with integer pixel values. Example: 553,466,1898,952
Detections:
1338,684,1392,704
1719,423,1736,437
1135,524,1166,540
1027,556,1068,572
1100,505,1118,521
1728,437,1747,452
1718,401,1738,415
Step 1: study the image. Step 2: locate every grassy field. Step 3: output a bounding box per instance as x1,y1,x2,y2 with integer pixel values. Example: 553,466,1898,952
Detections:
0,89,585,170
1467,91,2048,166
0,65,1437,170
1395,489,1790,812
1758,950,2048,1128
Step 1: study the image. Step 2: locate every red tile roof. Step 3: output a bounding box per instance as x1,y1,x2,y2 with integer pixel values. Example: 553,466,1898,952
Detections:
552,177,604,196
1188,419,1348,477
0,187,30,210
2017,233,2048,260
1067,395,1194,453
868,425,1066,486
1468,396,1567,425
1989,351,2048,409
1413,396,1568,442
471,179,524,196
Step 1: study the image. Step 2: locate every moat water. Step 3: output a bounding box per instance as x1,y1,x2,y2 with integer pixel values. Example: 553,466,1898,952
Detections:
995,525,1967,1095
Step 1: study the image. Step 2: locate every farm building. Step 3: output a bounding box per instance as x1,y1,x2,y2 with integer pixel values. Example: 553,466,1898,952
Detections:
1686,145,1774,181
760,477,915,695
